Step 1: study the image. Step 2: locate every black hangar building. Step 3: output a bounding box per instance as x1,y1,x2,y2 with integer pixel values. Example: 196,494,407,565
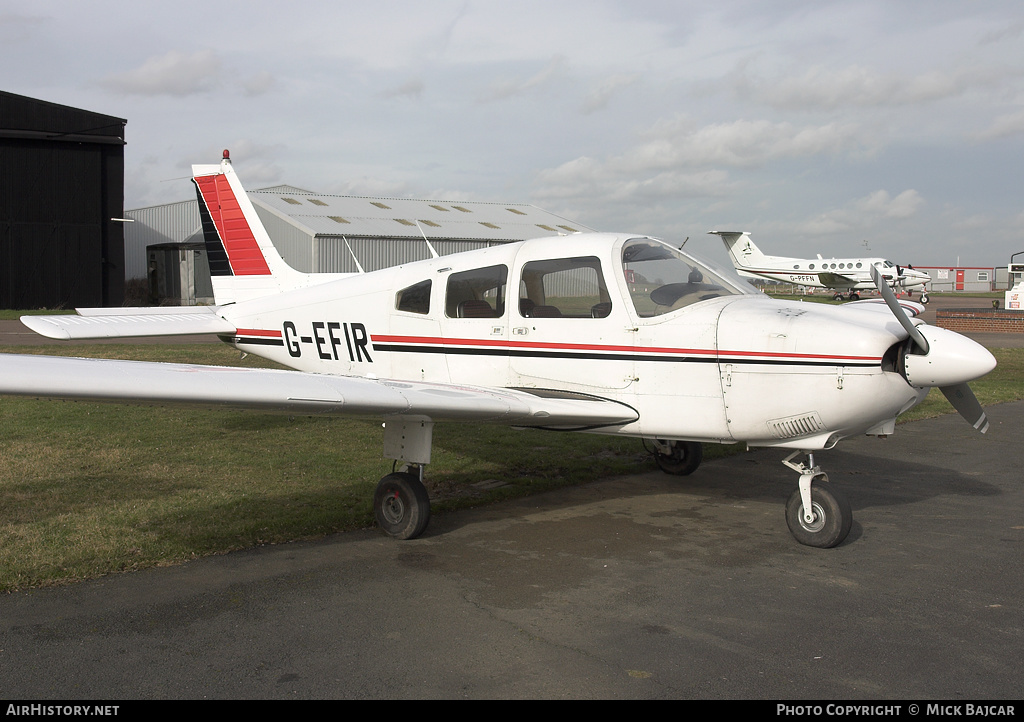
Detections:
1,91,126,309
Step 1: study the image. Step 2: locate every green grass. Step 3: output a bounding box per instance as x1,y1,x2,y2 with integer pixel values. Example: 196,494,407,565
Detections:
0,343,705,591
765,294,843,304
1,342,1021,592
0,309,77,320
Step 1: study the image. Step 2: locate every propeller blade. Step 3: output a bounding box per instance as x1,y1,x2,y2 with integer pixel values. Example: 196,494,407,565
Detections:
940,383,990,434
871,263,929,353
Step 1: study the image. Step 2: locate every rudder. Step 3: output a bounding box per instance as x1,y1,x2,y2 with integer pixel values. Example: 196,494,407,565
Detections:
708,230,765,269
192,150,304,304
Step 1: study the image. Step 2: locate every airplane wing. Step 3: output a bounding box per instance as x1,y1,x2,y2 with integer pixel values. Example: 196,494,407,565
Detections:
20,307,235,340
0,354,638,428
816,272,858,289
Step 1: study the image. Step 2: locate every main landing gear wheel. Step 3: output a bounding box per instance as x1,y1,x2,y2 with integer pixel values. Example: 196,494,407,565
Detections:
785,484,852,548
653,440,703,476
374,472,431,540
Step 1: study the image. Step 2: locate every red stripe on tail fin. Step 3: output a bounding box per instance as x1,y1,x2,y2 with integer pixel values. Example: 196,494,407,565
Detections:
194,174,272,276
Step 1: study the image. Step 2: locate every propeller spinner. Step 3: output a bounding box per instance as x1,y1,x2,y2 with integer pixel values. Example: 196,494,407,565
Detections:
870,264,995,432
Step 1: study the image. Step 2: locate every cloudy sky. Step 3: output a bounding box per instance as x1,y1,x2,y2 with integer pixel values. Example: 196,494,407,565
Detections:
3,0,1023,267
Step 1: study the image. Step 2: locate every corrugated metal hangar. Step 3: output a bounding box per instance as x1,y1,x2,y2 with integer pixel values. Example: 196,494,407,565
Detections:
0,91,126,309
126,180,593,305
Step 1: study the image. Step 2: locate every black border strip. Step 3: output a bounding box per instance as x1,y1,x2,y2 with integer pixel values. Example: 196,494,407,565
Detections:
236,337,285,347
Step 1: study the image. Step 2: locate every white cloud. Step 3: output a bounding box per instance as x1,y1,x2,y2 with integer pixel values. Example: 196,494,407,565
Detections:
581,73,639,114
536,156,733,203
797,189,925,235
0,11,48,42
7,0,1018,265
102,49,222,96
324,176,414,198
733,64,991,111
865,189,925,219
977,20,1024,46
621,116,863,171
479,54,569,102
242,71,276,97
973,109,1024,141
381,78,426,100
950,213,992,231
527,114,872,234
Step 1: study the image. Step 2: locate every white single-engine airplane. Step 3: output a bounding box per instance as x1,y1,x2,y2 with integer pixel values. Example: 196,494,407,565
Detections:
715,231,931,301
0,152,996,548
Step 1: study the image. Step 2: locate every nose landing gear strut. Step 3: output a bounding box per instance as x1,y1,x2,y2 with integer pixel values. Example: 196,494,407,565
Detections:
782,451,852,548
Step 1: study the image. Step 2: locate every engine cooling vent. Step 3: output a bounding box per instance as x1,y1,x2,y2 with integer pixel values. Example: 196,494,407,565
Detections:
767,412,826,439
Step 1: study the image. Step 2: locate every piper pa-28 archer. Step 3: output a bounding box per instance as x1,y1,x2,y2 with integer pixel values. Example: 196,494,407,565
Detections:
715,231,931,301
0,152,996,548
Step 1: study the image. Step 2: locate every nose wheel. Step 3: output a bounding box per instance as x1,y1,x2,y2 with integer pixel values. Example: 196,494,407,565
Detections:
782,451,852,548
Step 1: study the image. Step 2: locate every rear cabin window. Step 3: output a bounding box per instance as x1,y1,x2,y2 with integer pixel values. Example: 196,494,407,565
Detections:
395,279,431,314
445,265,508,318
518,257,611,318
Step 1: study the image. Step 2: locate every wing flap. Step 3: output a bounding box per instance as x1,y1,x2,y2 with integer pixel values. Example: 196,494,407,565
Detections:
21,308,236,340
817,272,857,287
0,354,638,427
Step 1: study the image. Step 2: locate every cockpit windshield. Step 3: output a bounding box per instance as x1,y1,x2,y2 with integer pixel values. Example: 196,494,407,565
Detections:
621,237,755,317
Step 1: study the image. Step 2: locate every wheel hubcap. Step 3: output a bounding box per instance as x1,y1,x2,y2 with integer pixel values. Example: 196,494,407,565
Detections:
798,501,826,533
382,492,406,524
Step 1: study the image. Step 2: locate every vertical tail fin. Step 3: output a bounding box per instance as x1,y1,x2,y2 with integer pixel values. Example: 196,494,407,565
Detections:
192,150,304,305
708,230,766,270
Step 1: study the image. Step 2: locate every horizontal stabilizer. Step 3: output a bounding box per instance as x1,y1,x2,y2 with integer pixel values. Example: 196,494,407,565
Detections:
0,354,639,428
21,307,235,340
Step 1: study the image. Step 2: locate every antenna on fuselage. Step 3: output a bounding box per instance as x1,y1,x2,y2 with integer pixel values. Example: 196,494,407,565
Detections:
678,236,690,250
415,221,440,259
342,237,365,274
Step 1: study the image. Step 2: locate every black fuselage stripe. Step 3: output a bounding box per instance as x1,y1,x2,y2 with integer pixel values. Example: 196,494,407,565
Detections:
237,337,285,346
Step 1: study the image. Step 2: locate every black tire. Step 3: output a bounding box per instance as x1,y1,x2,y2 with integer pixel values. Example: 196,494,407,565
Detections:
849,292,860,301
654,440,703,476
785,484,852,548
920,293,929,304
374,472,431,540
833,293,844,301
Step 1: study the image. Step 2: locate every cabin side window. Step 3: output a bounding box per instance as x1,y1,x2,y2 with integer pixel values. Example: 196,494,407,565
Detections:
445,265,508,318
518,257,611,319
622,237,749,317
395,279,432,315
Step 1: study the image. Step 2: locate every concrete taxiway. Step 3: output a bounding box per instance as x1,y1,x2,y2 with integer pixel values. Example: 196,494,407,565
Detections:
1,401,1021,699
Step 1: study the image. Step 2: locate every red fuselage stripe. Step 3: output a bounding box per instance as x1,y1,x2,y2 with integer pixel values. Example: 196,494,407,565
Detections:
370,334,880,363
236,328,282,337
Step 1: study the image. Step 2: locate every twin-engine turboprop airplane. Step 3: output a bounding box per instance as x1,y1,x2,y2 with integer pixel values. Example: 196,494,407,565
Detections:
714,231,931,301
1,152,996,548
